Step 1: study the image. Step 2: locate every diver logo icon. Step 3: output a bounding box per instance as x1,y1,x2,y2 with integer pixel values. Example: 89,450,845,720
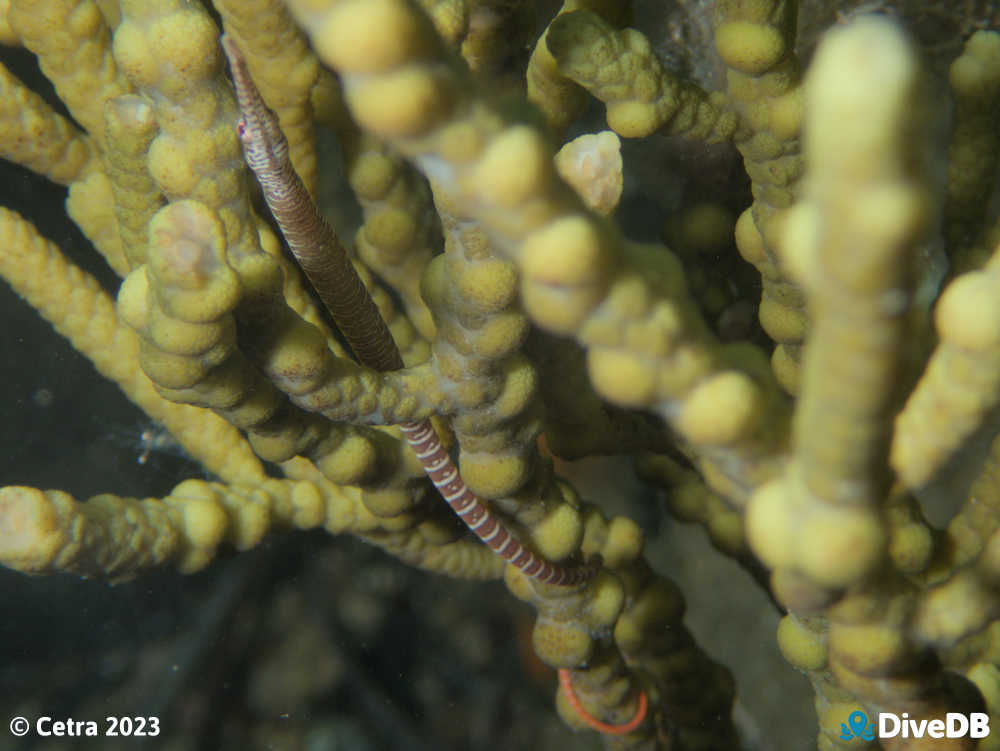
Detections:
840,711,875,742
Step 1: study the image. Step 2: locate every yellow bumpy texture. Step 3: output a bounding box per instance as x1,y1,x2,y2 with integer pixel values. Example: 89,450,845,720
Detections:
747,18,931,596
548,9,741,142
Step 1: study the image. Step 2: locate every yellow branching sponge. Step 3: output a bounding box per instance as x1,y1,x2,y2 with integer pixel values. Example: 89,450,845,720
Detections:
420,185,640,715
0,205,265,485
547,10,741,142
508,501,740,747
113,0,256,257
285,0,789,512
943,31,1000,258
892,255,1000,490
0,478,325,579
635,454,746,558
120,200,324,465
0,58,99,186
346,132,438,339
418,0,531,75
747,18,931,599
554,130,623,217
8,0,131,148
0,468,503,583
714,0,808,394
14,1,1000,748
915,435,1000,652
103,94,165,270
525,0,626,137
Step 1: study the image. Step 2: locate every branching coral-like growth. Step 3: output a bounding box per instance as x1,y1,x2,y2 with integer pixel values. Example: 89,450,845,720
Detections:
5,1,1000,749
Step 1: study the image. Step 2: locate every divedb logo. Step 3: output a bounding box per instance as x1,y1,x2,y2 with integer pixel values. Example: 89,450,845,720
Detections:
840,710,990,742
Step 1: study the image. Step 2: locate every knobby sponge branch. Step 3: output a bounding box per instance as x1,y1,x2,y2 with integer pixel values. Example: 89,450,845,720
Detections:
2,1,1000,750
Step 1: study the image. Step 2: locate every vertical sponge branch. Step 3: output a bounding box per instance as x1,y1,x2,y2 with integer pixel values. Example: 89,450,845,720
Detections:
714,0,808,394
747,17,933,599
793,18,930,509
